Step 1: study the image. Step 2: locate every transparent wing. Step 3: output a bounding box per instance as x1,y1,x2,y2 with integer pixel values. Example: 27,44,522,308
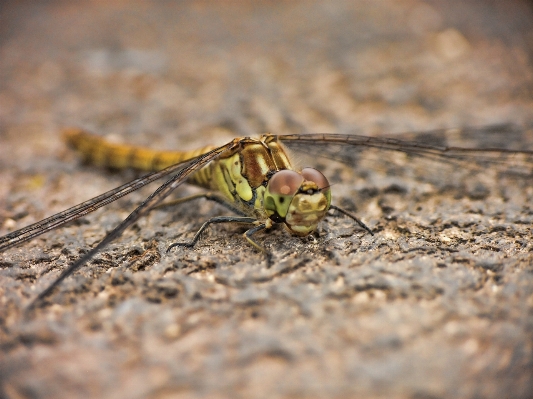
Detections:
20,143,232,308
278,124,533,182
0,142,232,252
1,166,182,252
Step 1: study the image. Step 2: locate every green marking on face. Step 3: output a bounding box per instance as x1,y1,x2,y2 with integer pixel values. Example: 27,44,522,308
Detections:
264,168,331,235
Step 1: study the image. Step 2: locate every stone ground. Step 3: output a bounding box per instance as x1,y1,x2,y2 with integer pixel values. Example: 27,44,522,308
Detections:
1,1,533,398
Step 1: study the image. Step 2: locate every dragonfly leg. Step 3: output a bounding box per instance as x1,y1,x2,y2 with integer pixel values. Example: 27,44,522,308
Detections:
167,216,257,252
329,205,374,236
154,192,246,215
244,224,272,268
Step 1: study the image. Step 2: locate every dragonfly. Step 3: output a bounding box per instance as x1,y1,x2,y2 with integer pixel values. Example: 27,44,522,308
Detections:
1,125,533,309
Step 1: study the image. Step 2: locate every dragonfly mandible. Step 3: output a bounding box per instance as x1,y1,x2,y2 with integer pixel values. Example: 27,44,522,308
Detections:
2,125,533,309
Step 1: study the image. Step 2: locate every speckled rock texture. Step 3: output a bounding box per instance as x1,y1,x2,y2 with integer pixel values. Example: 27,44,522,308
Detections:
1,1,533,398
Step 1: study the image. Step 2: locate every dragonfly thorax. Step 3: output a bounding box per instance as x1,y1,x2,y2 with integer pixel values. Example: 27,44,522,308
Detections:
263,168,332,236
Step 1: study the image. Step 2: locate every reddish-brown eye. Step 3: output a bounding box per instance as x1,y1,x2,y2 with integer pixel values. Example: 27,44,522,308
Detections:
301,168,329,189
268,170,304,196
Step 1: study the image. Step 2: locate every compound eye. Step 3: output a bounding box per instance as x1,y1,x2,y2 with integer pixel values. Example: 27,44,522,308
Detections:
301,167,329,190
268,170,304,197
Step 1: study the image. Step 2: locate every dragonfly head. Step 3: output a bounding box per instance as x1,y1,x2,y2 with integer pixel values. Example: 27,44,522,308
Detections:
264,168,331,236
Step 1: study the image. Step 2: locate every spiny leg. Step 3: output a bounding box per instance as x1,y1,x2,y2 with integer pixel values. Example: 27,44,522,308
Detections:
167,216,257,252
329,204,374,236
161,195,273,265
243,223,272,268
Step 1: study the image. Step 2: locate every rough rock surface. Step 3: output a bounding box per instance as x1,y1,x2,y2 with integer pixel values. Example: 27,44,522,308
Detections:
1,1,533,398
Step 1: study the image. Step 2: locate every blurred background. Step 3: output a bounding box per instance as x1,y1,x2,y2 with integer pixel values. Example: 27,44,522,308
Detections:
1,0,533,151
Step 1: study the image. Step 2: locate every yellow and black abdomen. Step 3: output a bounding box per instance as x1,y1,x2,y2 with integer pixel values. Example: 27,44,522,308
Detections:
63,128,216,173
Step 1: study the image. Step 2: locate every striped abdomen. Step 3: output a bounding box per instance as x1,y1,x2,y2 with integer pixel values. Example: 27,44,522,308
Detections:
63,128,216,188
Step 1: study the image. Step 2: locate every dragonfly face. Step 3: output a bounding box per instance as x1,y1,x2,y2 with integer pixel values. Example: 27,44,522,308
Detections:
263,168,332,236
